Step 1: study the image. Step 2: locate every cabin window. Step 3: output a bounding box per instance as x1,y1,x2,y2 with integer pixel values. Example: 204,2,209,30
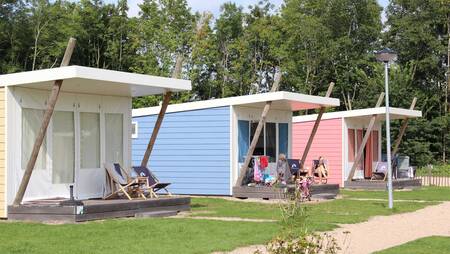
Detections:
240,121,288,162
21,108,47,170
80,112,100,169
265,123,276,162
105,113,124,165
278,123,289,156
250,122,265,156
52,111,75,184
131,122,138,139
238,120,250,163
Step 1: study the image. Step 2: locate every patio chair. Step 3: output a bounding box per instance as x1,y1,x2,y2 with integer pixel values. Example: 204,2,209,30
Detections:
132,166,172,198
312,159,328,184
287,159,305,177
371,162,387,180
104,163,147,200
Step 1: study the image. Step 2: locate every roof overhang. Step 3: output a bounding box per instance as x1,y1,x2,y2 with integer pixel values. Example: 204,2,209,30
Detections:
293,107,422,122
133,91,340,116
0,66,192,97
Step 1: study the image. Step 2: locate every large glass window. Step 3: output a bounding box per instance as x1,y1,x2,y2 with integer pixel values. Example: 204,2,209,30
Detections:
250,122,265,156
80,112,100,169
22,108,47,170
52,111,74,184
244,122,283,162
105,113,123,165
278,123,289,157
238,120,250,163
265,123,276,162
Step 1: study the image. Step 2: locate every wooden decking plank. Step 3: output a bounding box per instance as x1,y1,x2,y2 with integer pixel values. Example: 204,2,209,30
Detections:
8,205,76,214
76,204,190,222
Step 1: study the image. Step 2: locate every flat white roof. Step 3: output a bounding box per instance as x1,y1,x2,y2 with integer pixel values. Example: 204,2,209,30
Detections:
133,91,340,116
293,107,422,122
0,65,191,97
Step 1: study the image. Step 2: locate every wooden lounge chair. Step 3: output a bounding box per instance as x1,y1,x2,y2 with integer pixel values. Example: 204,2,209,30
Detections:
104,163,147,200
132,166,172,198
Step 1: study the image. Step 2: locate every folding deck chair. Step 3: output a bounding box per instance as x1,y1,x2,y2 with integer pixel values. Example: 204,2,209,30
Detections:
371,162,387,180
312,159,328,184
132,166,172,198
287,159,304,177
104,163,147,200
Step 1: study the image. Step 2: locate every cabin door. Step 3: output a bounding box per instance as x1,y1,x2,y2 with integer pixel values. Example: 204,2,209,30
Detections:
50,111,76,196
356,129,364,173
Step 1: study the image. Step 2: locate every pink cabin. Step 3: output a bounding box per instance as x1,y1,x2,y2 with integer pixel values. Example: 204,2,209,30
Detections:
292,107,422,187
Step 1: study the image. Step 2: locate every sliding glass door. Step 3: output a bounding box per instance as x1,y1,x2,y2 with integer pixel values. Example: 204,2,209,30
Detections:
52,111,75,184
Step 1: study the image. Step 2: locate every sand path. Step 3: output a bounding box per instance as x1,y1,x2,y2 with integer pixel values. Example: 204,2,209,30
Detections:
216,202,450,254
329,201,450,253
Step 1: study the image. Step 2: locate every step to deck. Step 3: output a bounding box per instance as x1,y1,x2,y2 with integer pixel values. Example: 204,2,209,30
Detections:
134,210,178,218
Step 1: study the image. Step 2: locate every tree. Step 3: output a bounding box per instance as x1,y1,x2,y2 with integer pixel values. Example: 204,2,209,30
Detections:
385,0,450,162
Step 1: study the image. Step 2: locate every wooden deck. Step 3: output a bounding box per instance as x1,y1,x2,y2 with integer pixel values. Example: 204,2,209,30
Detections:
232,184,340,200
344,179,422,190
7,196,190,222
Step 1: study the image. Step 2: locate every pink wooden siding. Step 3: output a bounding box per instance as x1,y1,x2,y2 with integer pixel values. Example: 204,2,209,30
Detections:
292,118,343,186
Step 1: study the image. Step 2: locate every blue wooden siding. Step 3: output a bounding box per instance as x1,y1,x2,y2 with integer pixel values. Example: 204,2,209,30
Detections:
132,106,231,195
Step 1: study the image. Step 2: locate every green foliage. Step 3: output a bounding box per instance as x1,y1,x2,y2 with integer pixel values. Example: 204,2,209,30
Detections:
416,163,450,176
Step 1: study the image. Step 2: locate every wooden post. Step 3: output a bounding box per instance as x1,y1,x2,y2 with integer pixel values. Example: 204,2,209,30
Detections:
346,93,385,182
391,97,417,156
13,38,76,206
382,97,417,181
299,82,335,172
236,68,282,186
140,55,183,167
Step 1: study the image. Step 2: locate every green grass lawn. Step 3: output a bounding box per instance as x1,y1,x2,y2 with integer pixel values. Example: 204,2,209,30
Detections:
0,218,279,254
375,236,450,254
341,186,450,201
0,187,445,254
191,197,436,231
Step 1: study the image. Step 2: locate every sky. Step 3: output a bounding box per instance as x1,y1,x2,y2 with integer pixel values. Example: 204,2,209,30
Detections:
121,0,390,19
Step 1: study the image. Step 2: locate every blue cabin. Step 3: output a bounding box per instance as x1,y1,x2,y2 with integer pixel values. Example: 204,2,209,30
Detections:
132,92,339,195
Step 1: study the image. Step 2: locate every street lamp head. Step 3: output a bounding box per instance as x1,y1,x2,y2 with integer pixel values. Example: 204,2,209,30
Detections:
375,48,398,63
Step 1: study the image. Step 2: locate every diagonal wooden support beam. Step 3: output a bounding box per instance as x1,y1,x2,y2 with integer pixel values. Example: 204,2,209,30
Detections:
299,82,335,172
383,97,417,181
236,68,282,186
346,93,385,182
13,38,77,206
392,97,417,156
141,55,183,167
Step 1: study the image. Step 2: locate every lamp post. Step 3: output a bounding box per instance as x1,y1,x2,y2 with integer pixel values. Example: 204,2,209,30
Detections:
376,48,397,209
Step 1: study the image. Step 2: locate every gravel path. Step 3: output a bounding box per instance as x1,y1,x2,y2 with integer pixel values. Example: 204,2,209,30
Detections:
214,202,450,254
329,201,450,253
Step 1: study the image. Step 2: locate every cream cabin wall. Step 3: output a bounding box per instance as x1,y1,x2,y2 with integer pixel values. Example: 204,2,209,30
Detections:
6,87,132,205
